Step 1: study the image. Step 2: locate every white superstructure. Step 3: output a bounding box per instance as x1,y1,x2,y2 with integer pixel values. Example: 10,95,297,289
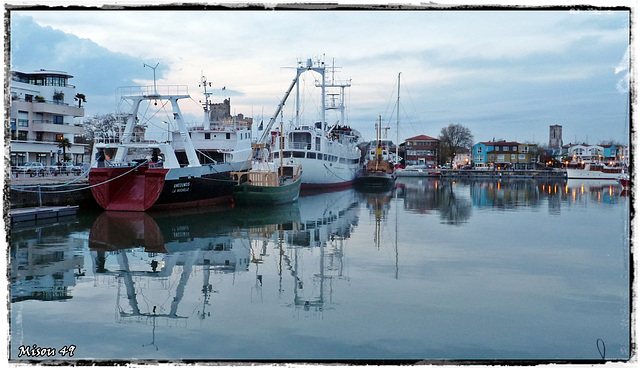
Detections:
259,58,362,188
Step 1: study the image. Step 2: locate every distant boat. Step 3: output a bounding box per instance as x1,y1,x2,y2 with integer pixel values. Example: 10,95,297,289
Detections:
566,162,625,180
619,172,630,189
88,72,252,211
354,116,396,191
395,165,442,177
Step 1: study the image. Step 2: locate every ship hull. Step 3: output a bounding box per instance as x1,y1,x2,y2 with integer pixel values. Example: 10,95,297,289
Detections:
89,164,242,211
353,172,396,191
232,177,302,205
284,157,359,189
566,168,623,180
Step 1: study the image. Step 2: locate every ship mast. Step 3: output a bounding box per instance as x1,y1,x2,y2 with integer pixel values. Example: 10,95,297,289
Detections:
396,72,401,165
200,75,212,126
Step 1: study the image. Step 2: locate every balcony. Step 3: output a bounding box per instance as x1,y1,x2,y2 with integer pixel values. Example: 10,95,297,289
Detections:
12,99,84,117
31,121,84,135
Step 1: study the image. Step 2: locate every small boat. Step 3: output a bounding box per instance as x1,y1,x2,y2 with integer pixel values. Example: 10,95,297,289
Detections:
395,165,442,177
566,162,625,180
619,172,630,189
231,143,302,205
354,116,396,191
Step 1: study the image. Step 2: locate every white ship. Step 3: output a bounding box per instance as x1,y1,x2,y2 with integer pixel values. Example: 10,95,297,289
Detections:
258,58,362,189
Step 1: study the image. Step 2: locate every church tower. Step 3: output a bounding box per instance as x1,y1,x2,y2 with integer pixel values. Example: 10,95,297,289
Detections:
549,125,563,149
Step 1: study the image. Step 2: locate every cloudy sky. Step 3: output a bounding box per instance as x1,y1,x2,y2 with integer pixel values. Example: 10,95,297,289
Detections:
8,2,633,146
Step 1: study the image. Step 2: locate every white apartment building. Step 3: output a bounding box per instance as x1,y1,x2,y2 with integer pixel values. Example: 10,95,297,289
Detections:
10,69,87,166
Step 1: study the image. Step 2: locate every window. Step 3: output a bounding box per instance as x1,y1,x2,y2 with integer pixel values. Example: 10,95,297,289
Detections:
512,146,517,151
18,111,28,127
36,132,43,141
293,151,305,158
306,152,316,159
17,131,27,140
56,134,64,141
205,133,211,139
53,115,64,125
226,133,231,140
476,146,482,153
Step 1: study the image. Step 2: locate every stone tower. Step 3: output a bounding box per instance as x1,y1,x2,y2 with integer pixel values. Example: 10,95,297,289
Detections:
549,125,563,149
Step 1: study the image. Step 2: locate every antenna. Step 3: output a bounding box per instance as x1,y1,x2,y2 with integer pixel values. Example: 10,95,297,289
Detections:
143,62,160,95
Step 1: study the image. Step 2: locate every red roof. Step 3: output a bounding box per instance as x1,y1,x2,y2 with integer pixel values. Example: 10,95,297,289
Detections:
406,135,438,141
480,141,520,146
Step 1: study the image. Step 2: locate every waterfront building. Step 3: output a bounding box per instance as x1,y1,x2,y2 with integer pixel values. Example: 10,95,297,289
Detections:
404,135,439,166
566,143,624,165
452,148,471,168
473,140,538,169
9,69,87,167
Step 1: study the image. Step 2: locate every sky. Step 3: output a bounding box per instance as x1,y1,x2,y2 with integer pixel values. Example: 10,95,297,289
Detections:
6,1,634,147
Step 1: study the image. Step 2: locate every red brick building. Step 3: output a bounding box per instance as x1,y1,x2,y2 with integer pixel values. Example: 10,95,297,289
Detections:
404,135,439,166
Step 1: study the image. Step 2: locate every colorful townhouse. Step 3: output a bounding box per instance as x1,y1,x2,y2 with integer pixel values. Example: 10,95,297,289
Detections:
473,140,537,169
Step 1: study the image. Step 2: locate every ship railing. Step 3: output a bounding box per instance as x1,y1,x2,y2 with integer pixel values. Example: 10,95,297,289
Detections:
208,122,252,131
290,142,312,150
94,132,148,144
116,85,190,100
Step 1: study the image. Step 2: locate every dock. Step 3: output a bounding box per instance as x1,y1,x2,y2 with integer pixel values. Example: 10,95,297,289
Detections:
10,205,79,224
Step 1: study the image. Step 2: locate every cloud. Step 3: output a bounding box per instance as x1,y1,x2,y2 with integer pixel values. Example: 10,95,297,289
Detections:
10,15,171,115
10,9,631,145
615,45,630,93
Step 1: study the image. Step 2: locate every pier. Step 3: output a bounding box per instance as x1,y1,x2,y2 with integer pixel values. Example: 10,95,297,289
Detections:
10,205,79,224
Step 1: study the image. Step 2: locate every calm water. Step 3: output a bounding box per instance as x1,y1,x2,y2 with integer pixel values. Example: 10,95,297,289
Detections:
9,178,630,362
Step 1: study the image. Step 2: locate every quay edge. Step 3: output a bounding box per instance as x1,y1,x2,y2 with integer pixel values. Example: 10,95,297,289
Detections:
439,169,567,179
9,179,98,209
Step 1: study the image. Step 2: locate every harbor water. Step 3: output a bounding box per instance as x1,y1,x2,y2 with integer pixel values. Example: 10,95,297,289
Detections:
9,178,630,362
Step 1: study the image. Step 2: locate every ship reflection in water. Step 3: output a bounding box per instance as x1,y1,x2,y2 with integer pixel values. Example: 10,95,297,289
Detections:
9,180,629,361
85,189,360,331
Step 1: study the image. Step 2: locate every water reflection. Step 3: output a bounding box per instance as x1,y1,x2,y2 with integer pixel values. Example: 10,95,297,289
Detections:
395,177,627,217
10,219,86,302
280,190,359,315
9,180,629,360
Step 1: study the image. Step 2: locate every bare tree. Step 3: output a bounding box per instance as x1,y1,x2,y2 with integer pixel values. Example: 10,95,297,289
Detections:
438,124,474,165
82,113,128,141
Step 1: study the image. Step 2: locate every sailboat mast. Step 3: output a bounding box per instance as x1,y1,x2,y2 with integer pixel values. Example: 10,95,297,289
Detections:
396,72,401,165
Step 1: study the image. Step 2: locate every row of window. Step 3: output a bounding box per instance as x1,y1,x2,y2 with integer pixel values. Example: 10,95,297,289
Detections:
273,150,359,164
201,131,250,140
475,154,532,162
476,146,531,153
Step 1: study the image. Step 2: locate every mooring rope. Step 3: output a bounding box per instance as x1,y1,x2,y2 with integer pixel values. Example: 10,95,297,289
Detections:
10,160,149,194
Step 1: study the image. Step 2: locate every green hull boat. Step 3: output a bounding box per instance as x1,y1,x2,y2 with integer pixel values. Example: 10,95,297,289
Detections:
231,162,302,205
